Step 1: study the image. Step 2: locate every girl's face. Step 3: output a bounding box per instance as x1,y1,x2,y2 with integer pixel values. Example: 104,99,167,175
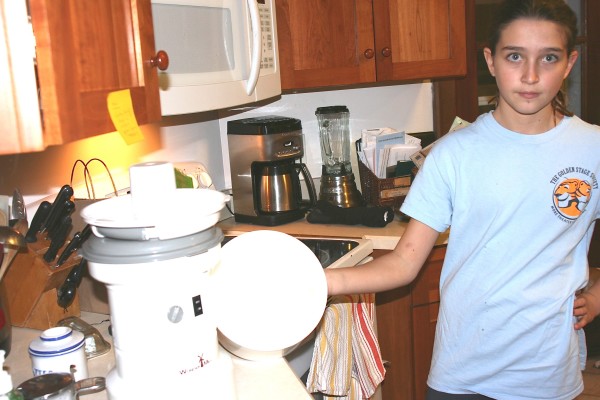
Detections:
483,18,578,132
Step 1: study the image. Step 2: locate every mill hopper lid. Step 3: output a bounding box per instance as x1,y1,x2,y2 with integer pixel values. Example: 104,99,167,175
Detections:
214,230,327,360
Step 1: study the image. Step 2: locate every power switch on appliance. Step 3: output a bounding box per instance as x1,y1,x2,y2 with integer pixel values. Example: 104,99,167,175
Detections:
192,295,203,316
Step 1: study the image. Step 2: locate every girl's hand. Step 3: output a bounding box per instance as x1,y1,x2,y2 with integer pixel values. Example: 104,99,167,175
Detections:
574,291,600,330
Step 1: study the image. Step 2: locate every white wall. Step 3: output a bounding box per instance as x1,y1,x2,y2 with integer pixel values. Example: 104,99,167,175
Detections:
216,83,434,189
0,83,434,205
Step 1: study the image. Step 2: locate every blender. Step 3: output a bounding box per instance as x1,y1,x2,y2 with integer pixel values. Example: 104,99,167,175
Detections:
316,106,363,208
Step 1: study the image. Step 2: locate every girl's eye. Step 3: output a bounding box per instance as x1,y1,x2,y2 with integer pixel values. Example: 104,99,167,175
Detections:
542,54,559,63
507,53,522,61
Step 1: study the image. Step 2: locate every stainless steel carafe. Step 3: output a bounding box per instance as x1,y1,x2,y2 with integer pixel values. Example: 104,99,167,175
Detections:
258,162,314,213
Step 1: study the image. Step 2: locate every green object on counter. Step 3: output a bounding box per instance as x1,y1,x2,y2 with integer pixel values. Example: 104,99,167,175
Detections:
174,168,194,188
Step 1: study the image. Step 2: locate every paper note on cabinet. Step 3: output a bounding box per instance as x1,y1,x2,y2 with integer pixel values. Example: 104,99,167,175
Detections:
107,89,144,145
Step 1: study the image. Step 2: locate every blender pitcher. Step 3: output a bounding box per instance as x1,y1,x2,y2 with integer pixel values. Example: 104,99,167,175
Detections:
316,106,352,175
315,106,362,208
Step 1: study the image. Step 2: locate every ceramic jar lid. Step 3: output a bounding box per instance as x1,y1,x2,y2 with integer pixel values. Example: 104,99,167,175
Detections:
29,327,85,358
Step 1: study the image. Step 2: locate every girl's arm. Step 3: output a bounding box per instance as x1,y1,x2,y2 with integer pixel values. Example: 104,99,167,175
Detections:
325,218,441,296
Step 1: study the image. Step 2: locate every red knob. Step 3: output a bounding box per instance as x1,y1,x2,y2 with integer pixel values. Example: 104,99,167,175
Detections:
150,50,169,71
364,48,375,59
381,47,391,57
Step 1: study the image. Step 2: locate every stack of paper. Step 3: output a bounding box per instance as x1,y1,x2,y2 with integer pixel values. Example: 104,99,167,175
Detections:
410,117,471,169
358,128,422,178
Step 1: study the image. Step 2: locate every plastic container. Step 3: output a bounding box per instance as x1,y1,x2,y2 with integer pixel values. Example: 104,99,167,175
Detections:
0,350,23,400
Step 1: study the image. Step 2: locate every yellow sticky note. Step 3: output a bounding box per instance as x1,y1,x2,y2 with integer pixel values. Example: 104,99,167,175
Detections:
107,89,144,144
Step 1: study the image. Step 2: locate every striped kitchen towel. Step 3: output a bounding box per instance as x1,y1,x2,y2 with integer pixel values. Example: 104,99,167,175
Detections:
306,294,385,399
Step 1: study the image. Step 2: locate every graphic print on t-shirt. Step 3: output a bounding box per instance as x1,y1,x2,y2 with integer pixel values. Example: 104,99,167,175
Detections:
550,166,597,221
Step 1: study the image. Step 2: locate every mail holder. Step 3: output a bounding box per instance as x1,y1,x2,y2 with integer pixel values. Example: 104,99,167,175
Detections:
1,233,81,330
356,158,412,211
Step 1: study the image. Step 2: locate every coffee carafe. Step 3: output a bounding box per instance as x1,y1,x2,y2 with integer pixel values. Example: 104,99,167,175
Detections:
227,116,317,226
316,106,362,208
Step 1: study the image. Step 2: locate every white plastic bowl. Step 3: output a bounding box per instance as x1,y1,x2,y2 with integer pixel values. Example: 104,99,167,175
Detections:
80,188,229,240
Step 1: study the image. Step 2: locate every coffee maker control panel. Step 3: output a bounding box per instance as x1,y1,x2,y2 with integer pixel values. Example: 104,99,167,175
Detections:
276,139,302,158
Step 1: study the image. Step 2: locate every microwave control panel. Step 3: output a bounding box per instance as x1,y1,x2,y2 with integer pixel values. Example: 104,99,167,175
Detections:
258,1,275,71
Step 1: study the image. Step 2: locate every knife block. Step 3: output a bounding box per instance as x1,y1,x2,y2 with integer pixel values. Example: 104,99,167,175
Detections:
1,233,81,330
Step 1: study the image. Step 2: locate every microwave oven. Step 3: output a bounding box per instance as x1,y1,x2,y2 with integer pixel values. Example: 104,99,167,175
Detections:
151,0,281,116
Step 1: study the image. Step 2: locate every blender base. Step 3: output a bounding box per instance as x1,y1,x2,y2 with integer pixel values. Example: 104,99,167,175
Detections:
319,173,363,208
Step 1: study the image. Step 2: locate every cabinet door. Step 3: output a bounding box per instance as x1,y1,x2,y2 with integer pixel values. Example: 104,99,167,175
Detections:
376,280,414,399
373,0,467,82
276,0,376,90
1,0,44,154
375,245,445,400
411,246,444,400
412,302,439,400
30,0,161,146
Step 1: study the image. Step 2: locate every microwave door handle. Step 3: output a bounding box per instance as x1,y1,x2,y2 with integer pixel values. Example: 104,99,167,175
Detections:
245,0,261,95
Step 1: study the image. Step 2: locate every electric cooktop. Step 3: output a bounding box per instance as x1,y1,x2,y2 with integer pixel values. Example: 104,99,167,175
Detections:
221,235,359,268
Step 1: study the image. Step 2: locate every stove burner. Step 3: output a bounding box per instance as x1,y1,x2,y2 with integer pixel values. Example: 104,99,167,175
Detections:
221,236,358,268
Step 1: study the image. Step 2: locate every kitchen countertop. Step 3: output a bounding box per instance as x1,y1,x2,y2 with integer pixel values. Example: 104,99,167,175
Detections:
5,312,312,400
218,215,449,250
5,215,442,399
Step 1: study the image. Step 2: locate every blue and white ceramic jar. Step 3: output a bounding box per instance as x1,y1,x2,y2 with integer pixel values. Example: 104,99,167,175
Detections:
29,326,88,381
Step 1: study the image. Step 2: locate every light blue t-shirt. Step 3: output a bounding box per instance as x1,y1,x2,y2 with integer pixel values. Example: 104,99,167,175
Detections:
401,112,600,400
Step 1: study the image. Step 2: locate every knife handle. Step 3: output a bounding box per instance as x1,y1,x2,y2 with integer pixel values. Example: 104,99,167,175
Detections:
57,258,87,309
55,231,82,268
26,201,51,243
43,215,72,263
55,224,93,268
40,185,74,233
80,224,92,242
65,257,86,288
46,200,75,240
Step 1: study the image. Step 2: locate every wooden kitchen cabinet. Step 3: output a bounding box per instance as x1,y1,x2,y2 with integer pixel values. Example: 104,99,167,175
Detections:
375,245,446,400
275,0,466,91
0,0,162,155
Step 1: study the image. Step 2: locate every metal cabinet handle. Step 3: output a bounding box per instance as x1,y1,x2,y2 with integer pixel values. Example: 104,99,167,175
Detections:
381,47,391,57
150,50,169,70
364,48,375,59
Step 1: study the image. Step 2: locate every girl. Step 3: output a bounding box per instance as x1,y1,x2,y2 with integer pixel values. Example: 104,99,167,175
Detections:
325,0,600,398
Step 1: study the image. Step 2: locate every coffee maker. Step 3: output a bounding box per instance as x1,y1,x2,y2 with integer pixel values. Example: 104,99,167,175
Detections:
227,116,317,226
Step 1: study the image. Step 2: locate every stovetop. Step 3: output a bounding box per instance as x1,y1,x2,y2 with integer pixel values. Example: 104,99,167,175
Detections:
221,235,359,268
